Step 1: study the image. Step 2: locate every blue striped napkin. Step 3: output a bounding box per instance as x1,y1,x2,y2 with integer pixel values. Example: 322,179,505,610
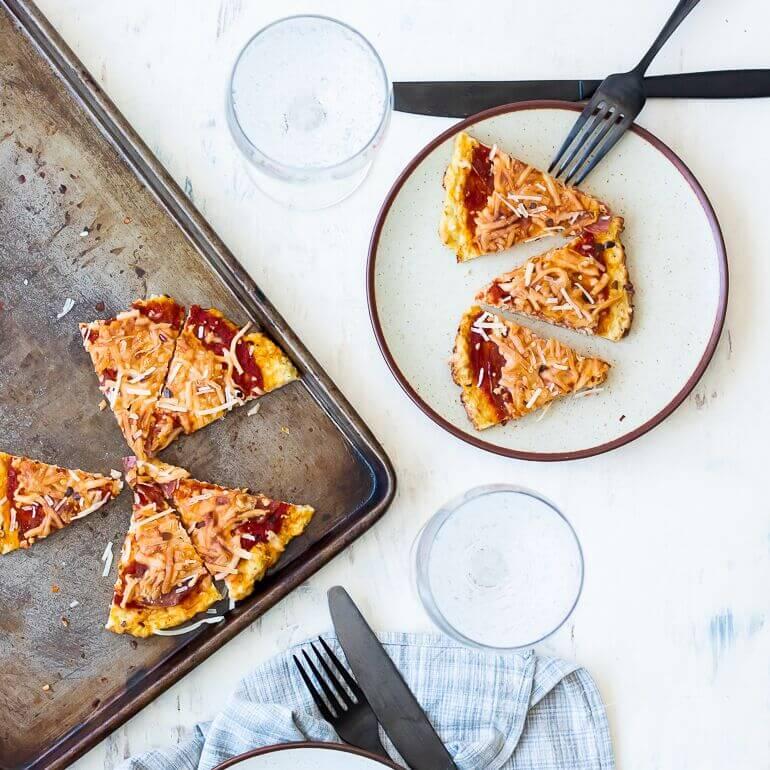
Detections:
118,632,614,770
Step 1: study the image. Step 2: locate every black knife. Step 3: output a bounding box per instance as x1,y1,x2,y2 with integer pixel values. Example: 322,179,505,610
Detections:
394,68,770,117
328,586,458,770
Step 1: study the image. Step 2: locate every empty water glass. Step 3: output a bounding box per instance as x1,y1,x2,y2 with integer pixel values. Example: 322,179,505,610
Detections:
412,485,584,651
227,15,392,209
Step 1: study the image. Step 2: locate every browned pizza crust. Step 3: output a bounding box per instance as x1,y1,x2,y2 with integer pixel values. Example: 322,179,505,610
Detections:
80,296,185,458
0,451,122,555
440,132,612,262
147,306,298,454
166,474,314,601
451,306,610,430
106,459,219,637
476,216,633,340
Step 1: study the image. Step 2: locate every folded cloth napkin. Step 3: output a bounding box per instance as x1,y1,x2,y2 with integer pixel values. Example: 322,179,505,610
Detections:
118,632,614,770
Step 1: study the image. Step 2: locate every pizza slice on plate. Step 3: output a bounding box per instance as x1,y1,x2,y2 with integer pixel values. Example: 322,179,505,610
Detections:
476,216,633,340
80,296,185,458
147,306,298,454
0,452,122,554
451,306,610,430
106,458,220,637
440,131,612,262
162,471,314,601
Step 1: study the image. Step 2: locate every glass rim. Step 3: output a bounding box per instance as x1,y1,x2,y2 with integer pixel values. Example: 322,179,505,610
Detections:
226,14,392,177
414,484,585,653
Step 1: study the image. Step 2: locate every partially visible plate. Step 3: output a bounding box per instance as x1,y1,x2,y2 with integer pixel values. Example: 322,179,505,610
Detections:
214,743,402,769
368,101,727,461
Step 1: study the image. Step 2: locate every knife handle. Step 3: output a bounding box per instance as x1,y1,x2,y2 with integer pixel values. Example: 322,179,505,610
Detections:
644,69,770,98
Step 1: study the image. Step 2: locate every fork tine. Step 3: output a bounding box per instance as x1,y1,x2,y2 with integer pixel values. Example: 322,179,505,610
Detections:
564,109,619,184
571,118,630,186
554,103,610,179
303,648,351,712
293,654,337,722
310,642,356,708
548,92,603,173
317,637,363,699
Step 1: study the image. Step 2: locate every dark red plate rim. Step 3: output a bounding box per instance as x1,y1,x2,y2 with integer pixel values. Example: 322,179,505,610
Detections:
366,99,729,462
213,741,403,769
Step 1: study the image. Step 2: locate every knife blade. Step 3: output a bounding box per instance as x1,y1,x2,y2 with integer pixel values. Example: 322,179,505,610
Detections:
328,586,458,770
394,68,770,117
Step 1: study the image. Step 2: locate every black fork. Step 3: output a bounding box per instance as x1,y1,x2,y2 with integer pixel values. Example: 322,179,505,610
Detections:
294,637,388,758
549,0,702,185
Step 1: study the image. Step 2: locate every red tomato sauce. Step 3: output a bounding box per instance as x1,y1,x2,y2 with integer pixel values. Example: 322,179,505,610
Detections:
187,306,264,396
468,313,509,421
485,283,507,304
134,298,185,329
134,482,167,509
6,464,43,536
574,230,598,259
117,558,196,608
465,143,494,233
236,501,289,551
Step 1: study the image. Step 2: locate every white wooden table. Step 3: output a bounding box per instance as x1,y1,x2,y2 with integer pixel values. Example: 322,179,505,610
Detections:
33,1,769,768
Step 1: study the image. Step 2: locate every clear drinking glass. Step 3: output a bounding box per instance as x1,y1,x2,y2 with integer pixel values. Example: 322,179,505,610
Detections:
412,485,584,652
227,15,392,209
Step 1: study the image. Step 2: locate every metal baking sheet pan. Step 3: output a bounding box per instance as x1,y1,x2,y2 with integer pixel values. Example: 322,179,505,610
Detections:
0,2,395,767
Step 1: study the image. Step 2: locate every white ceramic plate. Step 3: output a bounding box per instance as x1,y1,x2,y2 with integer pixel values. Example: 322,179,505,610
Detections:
368,101,727,461
214,743,401,770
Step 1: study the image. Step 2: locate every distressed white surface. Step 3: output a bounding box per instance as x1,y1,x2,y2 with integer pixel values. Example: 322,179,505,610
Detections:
29,1,769,768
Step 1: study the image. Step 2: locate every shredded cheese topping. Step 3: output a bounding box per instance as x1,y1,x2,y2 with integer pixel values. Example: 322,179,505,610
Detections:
477,234,621,334
1,454,121,548
101,541,114,577
463,309,609,421
172,481,286,581
80,298,182,457
108,461,214,612
147,309,286,454
461,134,609,256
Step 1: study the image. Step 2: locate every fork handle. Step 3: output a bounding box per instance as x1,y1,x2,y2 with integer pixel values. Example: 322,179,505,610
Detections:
634,0,702,75
355,733,389,759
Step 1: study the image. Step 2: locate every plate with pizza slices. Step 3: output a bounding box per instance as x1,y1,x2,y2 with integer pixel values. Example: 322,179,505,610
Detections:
368,100,728,460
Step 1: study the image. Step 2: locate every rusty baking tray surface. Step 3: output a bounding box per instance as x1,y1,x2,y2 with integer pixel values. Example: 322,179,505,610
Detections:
0,2,395,768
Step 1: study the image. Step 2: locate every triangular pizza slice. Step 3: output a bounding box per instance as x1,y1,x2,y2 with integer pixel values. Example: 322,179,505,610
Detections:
440,131,612,262
476,216,633,340
451,306,610,430
80,296,185,458
162,471,314,602
106,459,220,637
0,451,122,554
147,306,298,454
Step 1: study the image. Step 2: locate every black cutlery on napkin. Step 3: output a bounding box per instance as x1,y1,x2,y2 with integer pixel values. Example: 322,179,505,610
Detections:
394,69,770,117
293,637,388,758
329,586,458,770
